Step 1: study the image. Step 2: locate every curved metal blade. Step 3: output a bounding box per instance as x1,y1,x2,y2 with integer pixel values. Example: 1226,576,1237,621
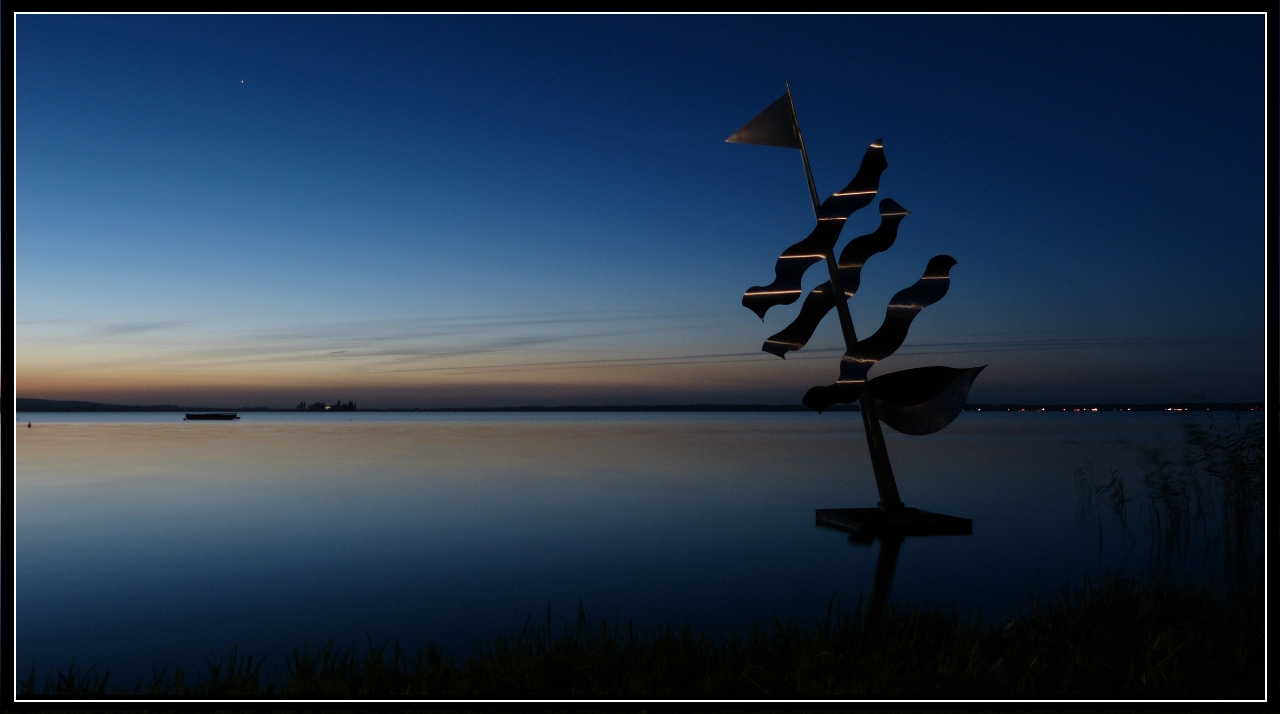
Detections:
817,140,888,220
869,365,986,435
802,380,864,413
839,198,909,293
762,199,909,358
742,141,890,320
843,254,957,374
743,219,843,320
803,255,957,412
763,281,837,358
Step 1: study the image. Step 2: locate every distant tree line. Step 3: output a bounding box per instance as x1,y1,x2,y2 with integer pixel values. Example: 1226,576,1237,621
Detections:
296,400,357,412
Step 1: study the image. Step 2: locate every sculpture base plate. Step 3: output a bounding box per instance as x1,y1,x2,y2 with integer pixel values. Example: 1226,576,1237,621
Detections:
815,507,972,539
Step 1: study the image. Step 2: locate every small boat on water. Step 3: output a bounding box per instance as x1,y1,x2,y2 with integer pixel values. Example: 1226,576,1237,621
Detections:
184,413,240,420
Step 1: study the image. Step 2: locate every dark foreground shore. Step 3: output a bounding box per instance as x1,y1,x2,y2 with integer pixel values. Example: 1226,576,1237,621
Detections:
19,576,1262,700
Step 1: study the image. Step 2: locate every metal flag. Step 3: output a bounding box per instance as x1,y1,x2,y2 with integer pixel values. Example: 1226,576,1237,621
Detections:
725,92,802,149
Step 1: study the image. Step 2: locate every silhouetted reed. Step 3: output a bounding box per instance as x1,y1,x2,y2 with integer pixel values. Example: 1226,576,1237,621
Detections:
1137,415,1263,586
1076,414,1263,590
19,576,1262,699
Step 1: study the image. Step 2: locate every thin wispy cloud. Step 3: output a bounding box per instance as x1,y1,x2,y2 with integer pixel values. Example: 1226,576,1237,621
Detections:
18,308,1255,380
14,318,194,334
16,309,725,374
370,334,1257,378
94,320,191,336
255,308,715,340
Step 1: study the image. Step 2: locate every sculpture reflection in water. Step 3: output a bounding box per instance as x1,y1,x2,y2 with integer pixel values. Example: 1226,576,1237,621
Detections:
729,87,982,562
860,533,904,623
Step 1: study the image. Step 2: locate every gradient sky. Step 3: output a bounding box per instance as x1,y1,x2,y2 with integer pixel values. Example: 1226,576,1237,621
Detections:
15,14,1267,408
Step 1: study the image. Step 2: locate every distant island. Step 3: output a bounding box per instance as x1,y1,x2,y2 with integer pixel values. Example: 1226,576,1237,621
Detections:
15,398,1264,413
298,400,357,412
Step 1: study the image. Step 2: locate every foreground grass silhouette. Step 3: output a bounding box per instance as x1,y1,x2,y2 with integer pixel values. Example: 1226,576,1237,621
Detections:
19,576,1262,700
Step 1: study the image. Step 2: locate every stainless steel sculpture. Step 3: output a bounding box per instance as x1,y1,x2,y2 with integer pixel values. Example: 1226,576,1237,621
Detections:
729,86,983,536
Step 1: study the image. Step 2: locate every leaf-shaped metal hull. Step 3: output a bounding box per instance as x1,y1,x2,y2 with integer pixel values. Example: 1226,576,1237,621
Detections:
742,142,889,320
868,365,985,435
762,199,909,358
802,255,957,413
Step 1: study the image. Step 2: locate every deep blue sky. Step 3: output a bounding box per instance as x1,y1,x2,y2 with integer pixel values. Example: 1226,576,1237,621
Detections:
15,14,1266,407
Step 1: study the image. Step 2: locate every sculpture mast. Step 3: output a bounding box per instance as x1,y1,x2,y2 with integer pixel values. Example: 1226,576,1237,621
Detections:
784,85,903,510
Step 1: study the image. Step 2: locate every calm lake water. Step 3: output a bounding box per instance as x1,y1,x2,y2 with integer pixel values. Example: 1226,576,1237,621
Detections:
14,410,1259,685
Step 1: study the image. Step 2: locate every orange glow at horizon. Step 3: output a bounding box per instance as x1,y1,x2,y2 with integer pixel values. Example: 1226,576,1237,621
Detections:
16,334,847,407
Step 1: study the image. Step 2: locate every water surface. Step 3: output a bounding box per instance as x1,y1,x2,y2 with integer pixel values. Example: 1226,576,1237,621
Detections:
15,410,1245,685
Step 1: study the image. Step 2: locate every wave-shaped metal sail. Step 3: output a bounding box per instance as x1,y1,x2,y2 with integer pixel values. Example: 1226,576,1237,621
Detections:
742,141,889,320
762,198,909,358
817,139,888,220
868,365,985,435
762,282,837,357
802,255,957,412
801,379,865,413
742,220,843,320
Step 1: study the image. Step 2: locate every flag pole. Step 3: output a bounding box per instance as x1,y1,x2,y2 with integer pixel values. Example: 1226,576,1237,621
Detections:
787,83,904,511
786,82,822,218
786,84,857,346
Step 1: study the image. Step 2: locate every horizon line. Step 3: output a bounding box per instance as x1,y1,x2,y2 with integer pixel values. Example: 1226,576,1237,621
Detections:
14,397,1266,414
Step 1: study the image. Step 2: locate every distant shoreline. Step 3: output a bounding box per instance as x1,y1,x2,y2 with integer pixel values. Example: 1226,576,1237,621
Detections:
14,398,1265,413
